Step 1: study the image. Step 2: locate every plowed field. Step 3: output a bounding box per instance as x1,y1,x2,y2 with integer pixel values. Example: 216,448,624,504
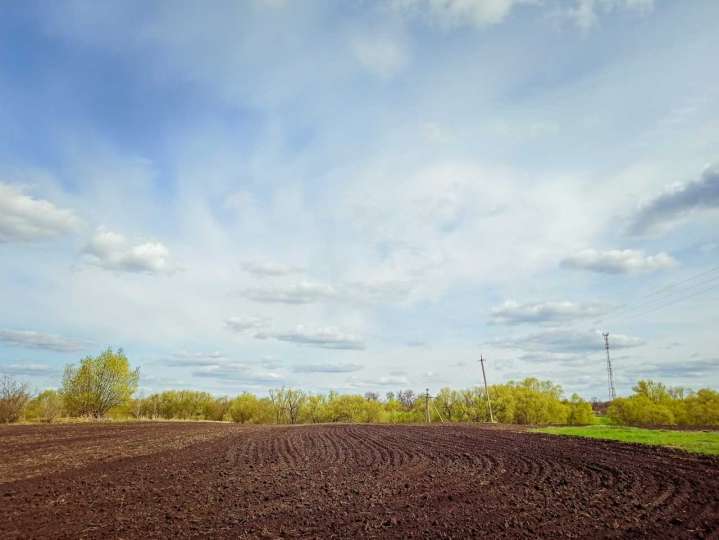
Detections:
1,422,718,538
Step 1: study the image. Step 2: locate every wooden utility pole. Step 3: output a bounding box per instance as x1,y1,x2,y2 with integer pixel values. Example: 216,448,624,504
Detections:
425,388,430,423
480,355,495,423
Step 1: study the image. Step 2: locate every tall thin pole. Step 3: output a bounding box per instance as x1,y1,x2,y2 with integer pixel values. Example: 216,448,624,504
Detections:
603,332,616,401
425,388,430,423
480,355,495,423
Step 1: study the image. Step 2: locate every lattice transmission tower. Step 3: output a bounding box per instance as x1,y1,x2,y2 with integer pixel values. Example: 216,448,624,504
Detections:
603,332,616,401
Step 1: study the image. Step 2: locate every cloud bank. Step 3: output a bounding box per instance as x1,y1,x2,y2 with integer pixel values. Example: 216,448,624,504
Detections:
84,229,175,274
629,165,719,235
560,249,676,274
490,300,610,325
0,330,87,353
0,183,80,242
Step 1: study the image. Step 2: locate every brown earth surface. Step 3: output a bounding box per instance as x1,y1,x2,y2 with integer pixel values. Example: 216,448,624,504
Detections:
1,422,718,539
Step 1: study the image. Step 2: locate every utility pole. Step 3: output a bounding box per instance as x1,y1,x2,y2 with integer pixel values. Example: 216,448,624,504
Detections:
425,388,430,423
603,332,616,401
480,355,495,423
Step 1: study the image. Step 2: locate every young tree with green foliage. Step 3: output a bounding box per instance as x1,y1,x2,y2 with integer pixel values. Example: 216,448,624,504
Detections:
25,389,64,423
62,348,139,418
566,394,595,426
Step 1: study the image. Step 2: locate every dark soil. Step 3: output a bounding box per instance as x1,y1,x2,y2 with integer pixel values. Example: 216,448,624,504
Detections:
1,423,718,538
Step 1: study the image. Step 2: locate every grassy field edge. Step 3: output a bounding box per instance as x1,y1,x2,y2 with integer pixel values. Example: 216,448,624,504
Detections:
533,425,719,456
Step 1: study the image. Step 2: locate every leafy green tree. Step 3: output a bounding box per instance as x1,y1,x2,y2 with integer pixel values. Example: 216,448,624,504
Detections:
302,394,329,423
62,348,139,418
684,389,719,425
25,390,64,423
229,393,262,423
566,394,595,425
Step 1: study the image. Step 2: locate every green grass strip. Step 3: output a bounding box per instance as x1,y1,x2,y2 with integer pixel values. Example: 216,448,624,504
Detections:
533,425,719,456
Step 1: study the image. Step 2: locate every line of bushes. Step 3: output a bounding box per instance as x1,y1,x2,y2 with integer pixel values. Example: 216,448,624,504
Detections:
608,380,719,426
3,349,717,428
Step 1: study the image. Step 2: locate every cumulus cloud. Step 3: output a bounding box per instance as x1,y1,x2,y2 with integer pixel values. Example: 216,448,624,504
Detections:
192,364,284,384
351,34,408,78
225,316,270,333
490,300,610,325
0,329,87,353
255,325,366,350
84,228,175,274
0,362,61,377
623,358,718,379
344,279,415,304
560,249,676,274
393,0,523,27
241,260,303,278
629,165,719,235
567,0,654,30
291,362,363,373
0,182,80,242
494,328,644,353
242,282,337,304
167,351,227,367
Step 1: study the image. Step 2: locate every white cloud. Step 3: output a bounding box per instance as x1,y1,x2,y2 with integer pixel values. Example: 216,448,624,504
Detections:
560,249,676,274
394,0,523,28
242,281,338,304
0,362,61,377
192,364,284,384
629,165,719,235
0,329,87,353
351,34,408,78
494,328,644,353
567,0,654,30
490,300,610,325
345,375,411,388
291,362,363,373
83,228,175,274
0,182,80,242
225,316,270,333
167,351,227,367
255,325,366,350
242,260,303,278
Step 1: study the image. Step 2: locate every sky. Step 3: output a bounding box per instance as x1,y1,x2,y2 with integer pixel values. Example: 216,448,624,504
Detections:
1,0,718,401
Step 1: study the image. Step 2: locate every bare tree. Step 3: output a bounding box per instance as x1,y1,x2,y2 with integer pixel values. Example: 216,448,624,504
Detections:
0,375,30,423
398,389,416,411
286,389,306,424
269,387,306,424
364,392,379,402
269,387,289,424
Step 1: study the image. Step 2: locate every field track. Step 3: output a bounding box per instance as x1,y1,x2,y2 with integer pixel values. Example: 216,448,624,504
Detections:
1,422,719,538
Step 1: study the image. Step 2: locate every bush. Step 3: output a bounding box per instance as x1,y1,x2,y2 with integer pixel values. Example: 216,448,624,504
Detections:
25,390,63,423
566,394,595,426
62,348,140,418
0,375,30,423
608,396,675,426
229,393,262,423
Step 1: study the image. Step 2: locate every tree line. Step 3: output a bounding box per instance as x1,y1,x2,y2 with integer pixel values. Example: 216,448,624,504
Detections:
608,380,719,426
2,348,717,427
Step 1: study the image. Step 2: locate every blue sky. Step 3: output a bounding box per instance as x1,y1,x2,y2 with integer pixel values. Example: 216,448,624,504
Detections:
1,0,718,400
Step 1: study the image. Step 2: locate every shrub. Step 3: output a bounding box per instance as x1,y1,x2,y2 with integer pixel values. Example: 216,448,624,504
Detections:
566,394,595,426
62,348,139,418
25,390,63,423
0,375,30,423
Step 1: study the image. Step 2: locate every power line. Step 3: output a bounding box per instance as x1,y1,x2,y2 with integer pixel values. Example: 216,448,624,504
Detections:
594,267,719,326
608,281,719,323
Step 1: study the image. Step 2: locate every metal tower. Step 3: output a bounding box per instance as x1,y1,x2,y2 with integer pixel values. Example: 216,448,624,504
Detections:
603,333,616,401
